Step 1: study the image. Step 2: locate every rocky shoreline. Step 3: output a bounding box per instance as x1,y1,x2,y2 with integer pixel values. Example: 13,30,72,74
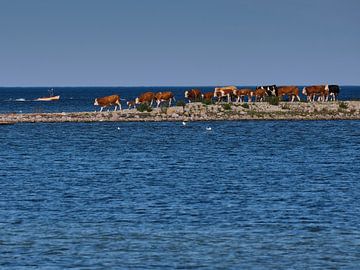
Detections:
1,101,360,124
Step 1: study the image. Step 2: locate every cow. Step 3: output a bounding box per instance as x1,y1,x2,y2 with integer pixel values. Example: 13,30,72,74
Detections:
256,85,278,96
202,92,214,102
94,94,121,112
135,92,155,107
302,85,327,102
185,89,202,102
155,91,175,107
214,86,237,103
253,88,267,102
326,84,340,101
233,89,253,103
277,86,301,102
126,100,136,109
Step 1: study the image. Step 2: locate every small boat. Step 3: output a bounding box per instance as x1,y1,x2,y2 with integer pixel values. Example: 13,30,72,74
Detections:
34,95,60,101
34,88,60,101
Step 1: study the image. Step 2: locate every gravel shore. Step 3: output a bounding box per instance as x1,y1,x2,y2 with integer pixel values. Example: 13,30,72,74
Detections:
1,101,360,124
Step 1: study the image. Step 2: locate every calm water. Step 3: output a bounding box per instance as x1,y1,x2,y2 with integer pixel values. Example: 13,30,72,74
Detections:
1,120,360,268
0,86,359,113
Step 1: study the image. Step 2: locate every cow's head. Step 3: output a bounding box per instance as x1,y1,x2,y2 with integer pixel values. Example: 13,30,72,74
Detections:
135,97,140,104
325,84,329,92
94,98,98,106
302,87,307,95
184,91,189,98
270,86,278,96
265,87,273,96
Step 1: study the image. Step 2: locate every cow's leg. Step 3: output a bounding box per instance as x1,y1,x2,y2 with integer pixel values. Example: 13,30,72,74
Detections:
100,107,104,112
116,101,122,110
114,106,117,111
169,99,172,107
296,95,300,102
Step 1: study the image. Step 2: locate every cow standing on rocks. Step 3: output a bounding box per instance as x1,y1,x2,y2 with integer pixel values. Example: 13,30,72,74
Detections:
202,92,214,102
326,85,340,101
135,92,156,107
94,95,121,112
155,92,175,107
256,85,278,96
253,88,267,102
277,86,301,102
233,89,253,103
126,100,136,109
185,89,202,103
214,86,237,103
302,85,327,102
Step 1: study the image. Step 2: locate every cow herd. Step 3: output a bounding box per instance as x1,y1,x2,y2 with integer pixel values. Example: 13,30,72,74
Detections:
93,84,340,112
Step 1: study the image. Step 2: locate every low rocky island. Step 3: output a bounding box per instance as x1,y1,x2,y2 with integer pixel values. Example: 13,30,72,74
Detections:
1,101,360,124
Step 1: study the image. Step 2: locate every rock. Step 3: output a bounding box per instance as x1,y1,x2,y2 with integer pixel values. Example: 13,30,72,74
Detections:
166,106,184,115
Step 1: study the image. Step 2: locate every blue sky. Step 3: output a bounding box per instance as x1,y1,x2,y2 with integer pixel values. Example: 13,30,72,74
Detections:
0,0,359,86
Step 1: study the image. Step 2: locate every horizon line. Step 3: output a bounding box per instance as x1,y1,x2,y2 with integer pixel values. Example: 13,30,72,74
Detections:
0,84,356,88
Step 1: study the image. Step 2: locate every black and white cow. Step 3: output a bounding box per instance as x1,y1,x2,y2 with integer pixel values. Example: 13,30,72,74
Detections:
326,85,340,101
256,85,278,96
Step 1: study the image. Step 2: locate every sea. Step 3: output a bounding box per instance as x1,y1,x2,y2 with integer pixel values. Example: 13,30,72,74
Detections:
1,86,360,269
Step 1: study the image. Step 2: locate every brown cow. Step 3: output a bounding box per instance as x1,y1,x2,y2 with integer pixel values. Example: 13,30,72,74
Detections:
214,86,237,103
233,89,253,103
155,91,175,107
302,85,327,102
126,100,136,109
277,86,301,102
253,88,267,102
185,89,202,102
135,92,155,106
94,94,121,112
202,92,214,101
